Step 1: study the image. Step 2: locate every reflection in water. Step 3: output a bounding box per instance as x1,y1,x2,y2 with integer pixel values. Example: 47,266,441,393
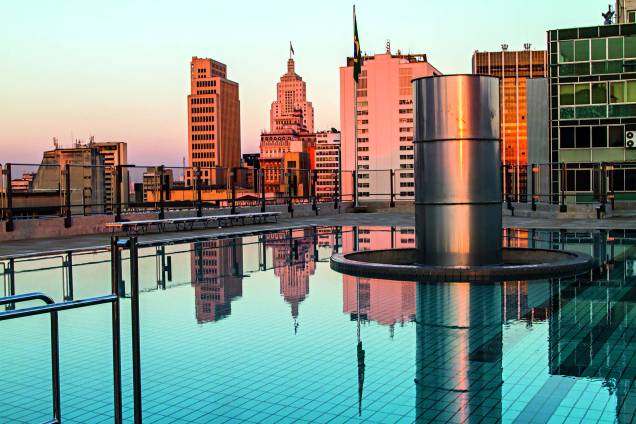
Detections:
191,239,243,323
415,282,503,423
267,229,317,323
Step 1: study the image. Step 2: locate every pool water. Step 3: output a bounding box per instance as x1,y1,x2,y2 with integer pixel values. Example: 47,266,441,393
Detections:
1,226,635,423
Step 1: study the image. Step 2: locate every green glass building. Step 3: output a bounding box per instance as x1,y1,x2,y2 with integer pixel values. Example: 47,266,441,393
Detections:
549,22,636,202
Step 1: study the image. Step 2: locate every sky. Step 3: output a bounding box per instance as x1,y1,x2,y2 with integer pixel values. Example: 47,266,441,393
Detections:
0,0,607,165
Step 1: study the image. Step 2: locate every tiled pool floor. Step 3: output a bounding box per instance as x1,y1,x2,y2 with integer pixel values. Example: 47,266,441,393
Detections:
1,226,635,423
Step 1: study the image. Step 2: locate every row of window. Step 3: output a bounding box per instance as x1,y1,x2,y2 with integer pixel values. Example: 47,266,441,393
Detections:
192,125,214,132
192,143,214,150
559,125,625,149
196,80,217,87
400,155,414,160
192,134,213,141
191,98,214,105
399,108,413,114
400,145,413,151
191,116,213,123
559,80,636,106
564,169,636,192
192,152,215,159
191,107,213,114
559,36,636,64
196,89,217,95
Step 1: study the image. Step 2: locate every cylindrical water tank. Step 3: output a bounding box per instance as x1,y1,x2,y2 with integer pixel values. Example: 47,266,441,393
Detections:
413,75,501,266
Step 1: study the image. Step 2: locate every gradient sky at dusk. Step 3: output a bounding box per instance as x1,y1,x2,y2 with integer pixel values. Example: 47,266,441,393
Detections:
1,0,605,164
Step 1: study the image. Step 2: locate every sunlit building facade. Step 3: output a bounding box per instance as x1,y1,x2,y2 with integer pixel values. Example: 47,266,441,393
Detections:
472,48,548,196
187,57,241,181
315,129,340,199
340,49,441,200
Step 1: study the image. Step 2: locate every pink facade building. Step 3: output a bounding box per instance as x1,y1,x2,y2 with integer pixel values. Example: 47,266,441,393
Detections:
315,129,341,199
339,49,441,199
270,58,314,133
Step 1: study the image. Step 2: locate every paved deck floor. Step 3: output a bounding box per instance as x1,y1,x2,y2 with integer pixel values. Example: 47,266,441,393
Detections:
1,212,635,258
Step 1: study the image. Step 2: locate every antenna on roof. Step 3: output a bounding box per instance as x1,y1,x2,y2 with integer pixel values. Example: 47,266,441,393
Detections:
524,43,532,51
501,44,509,51
385,39,391,54
53,137,59,149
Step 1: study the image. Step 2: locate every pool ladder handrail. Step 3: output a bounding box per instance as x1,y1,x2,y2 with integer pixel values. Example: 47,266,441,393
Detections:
0,236,138,424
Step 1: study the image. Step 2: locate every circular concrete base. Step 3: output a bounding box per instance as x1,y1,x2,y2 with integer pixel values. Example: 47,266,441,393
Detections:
330,248,593,282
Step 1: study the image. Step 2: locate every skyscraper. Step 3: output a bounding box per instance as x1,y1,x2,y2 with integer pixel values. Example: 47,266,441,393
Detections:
260,55,316,195
270,58,314,133
339,48,441,200
315,129,341,199
472,48,548,197
187,57,241,174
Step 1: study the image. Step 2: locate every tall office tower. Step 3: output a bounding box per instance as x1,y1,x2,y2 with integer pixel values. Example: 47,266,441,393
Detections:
270,57,314,133
339,48,441,200
260,55,316,195
617,0,636,23
315,129,341,198
191,240,243,323
548,22,636,202
187,57,241,176
472,48,548,196
95,141,128,210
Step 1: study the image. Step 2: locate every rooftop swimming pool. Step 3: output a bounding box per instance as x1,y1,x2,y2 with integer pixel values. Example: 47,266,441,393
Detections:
1,226,635,423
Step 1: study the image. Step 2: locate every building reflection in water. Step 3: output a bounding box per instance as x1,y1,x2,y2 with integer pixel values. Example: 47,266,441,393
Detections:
191,239,243,323
267,228,317,330
415,282,503,423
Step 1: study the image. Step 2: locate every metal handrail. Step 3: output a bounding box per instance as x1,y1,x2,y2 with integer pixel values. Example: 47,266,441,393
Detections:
0,240,125,424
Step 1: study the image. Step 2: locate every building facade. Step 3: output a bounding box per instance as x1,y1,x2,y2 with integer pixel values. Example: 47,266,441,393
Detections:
260,56,316,196
549,22,636,202
472,48,548,197
315,129,341,199
95,141,128,211
339,49,441,200
270,58,314,133
187,57,241,183
617,0,636,23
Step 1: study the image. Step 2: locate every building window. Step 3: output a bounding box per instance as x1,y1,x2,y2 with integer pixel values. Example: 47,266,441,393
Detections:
629,10,636,22
560,127,575,148
592,126,608,148
609,37,624,60
609,125,625,147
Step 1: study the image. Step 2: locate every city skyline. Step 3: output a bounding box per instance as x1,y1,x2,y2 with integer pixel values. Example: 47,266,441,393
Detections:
1,0,605,164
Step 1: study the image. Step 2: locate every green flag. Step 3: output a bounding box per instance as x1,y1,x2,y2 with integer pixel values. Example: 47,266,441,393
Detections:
353,7,362,83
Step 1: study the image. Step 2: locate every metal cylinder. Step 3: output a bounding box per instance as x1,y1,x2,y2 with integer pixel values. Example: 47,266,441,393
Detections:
413,75,501,266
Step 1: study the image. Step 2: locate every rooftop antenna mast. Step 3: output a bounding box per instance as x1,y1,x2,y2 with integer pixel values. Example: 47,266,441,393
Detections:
602,4,615,25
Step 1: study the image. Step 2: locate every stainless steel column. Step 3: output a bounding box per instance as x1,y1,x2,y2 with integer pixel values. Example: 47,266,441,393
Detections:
413,75,501,266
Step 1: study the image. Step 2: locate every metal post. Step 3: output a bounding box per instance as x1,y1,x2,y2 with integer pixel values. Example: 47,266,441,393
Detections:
196,167,202,217
352,171,357,206
389,169,395,208
64,252,74,301
51,305,61,423
129,236,142,424
334,172,339,209
560,162,567,213
312,170,318,215
158,165,165,220
5,164,13,232
260,169,266,213
64,164,72,228
110,237,123,424
608,163,615,209
287,171,294,217
231,168,236,214
6,258,15,310
115,165,122,222
531,164,537,211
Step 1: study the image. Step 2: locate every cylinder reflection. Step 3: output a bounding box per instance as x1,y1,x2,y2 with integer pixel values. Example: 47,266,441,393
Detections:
415,282,503,423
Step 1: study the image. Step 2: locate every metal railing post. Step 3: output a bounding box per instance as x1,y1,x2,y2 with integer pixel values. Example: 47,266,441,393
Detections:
231,167,237,214
158,165,165,220
129,236,143,424
287,171,294,217
6,258,15,310
196,167,203,217
4,164,13,232
115,165,122,222
64,164,72,228
64,251,74,301
334,172,339,209
531,163,537,211
608,163,616,209
312,170,318,215
389,169,395,208
352,170,357,205
110,237,123,424
560,162,567,213
260,169,266,213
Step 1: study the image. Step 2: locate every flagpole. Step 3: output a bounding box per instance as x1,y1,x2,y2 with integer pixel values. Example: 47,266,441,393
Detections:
353,5,359,208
